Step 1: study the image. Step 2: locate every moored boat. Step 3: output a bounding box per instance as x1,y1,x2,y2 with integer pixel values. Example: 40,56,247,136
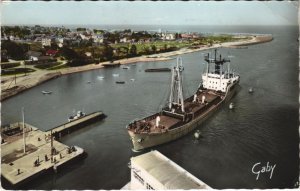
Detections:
126,49,240,151
122,66,130,69
68,111,86,122
42,90,52,94
145,68,171,72
102,61,121,68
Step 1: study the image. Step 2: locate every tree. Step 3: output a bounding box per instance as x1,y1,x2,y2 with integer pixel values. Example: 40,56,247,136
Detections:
129,44,137,57
50,42,59,50
76,27,86,32
102,44,113,61
163,44,168,52
1,40,27,60
151,45,157,53
59,47,78,60
124,29,132,33
142,46,151,55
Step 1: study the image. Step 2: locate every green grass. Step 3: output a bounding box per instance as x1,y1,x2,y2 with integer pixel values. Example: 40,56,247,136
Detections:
1,68,35,76
34,62,61,70
71,35,241,60
112,40,192,54
1,62,21,69
47,64,69,70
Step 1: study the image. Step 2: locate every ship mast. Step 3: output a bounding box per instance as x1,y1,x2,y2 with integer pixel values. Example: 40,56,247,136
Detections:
168,57,185,113
205,49,230,75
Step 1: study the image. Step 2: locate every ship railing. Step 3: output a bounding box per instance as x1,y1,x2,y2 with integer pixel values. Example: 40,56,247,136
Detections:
127,113,160,129
162,110,185,120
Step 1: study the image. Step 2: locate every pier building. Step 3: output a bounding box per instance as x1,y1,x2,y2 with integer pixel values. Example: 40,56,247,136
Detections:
125,150,211,190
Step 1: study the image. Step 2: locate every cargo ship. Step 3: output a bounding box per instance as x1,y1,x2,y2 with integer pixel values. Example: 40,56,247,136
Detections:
127,49,240,151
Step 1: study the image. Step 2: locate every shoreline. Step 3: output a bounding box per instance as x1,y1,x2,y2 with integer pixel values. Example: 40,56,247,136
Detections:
0,35,273,101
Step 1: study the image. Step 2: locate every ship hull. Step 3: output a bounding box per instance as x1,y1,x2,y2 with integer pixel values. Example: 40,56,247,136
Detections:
128,82,239,151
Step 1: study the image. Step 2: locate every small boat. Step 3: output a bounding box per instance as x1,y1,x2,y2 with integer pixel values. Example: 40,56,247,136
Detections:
248,87,254,93
145,68,171,72
112,73,119,77
130,79,135,81
229,102,234,110
97,76,104,80
122,66,130,69
42,91,52,94
194,130,201,139
102,61,121,68
68,111,86,122
116,81,125,84
87,81,91,84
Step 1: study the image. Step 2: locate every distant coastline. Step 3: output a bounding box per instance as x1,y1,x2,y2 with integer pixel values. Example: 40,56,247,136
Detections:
0,34,273,101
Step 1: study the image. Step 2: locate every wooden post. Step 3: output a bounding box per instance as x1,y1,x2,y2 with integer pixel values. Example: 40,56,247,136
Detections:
22,107,26,154
51,129,53,162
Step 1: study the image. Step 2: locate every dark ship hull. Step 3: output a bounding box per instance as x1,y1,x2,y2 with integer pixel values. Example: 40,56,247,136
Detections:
127,81,239,151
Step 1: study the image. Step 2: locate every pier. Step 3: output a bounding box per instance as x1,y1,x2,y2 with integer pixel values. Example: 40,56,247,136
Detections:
1,123,84,186
48,111,106,139
1,111,106,186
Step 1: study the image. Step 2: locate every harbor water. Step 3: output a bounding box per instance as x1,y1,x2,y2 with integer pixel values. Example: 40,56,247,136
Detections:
1,25,298,189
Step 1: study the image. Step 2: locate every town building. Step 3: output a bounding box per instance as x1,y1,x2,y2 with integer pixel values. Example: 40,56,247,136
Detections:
162,33,175,40
42,38,52,47
46,50,58,57
126,150,211,190
27,51,42,61
92,35,104,43
120,37,127,43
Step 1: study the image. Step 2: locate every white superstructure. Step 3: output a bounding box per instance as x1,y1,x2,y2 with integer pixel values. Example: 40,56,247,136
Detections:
128,150,211,190
202,49,239,92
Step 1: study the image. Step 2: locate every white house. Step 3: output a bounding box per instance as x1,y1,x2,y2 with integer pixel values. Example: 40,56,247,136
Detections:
125,150,211,190
92,35,104,43
57,38,64,44
166,33,175,40
85,52,92,57
120,37,127,43
42,38,52,47
161,33,175,41
79,34,90,40
27,51,42,61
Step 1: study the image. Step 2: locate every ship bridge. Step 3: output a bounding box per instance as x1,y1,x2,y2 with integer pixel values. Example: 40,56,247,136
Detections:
202,49,239,92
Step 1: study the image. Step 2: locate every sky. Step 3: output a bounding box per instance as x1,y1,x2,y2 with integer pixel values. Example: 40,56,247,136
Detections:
0,1,298,26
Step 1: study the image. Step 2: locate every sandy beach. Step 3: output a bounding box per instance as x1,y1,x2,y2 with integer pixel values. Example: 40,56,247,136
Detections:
0,35,272,101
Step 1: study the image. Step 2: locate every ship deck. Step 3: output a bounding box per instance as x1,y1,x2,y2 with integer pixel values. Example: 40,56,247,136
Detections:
128,89,222,134
148,115,181,132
